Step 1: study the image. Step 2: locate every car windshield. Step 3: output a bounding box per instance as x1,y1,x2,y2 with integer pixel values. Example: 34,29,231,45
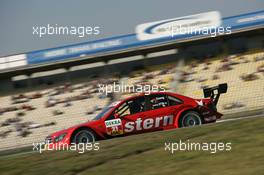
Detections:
93,106,114,120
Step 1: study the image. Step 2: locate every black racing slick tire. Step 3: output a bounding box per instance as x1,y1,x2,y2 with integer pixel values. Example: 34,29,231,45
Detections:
179,111,203,128
72,129,96,144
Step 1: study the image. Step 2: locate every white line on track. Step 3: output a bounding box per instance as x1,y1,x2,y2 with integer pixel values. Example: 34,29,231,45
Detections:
216,113,264,123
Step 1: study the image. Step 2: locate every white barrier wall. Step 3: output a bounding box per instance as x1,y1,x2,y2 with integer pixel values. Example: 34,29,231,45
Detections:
0,54,27,70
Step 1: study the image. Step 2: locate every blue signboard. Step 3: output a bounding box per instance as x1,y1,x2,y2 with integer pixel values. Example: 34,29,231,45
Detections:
26,10,264,65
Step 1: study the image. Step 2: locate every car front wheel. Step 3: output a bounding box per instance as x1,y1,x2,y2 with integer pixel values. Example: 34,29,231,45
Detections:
72,129,96,143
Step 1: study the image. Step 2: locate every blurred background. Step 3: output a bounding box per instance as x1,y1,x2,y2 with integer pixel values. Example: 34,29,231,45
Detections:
0,0,263,153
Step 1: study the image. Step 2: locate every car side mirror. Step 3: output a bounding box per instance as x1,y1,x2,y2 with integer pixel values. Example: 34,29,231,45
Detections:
114,113,120,119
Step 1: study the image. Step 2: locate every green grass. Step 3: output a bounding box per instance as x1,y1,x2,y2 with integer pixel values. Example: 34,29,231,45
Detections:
0,117,264,175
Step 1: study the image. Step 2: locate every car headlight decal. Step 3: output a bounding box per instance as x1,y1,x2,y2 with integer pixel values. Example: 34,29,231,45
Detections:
54,133,67,143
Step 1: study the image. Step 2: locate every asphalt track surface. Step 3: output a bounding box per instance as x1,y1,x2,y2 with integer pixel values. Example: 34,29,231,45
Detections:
1,113,264,158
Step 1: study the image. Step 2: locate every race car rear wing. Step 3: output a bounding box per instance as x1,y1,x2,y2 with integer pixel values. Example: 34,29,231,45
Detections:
203,83,228,105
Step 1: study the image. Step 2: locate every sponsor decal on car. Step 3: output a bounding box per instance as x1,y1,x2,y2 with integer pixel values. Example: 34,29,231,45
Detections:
105,119,124,136
124,115,174,132
105,115,174,135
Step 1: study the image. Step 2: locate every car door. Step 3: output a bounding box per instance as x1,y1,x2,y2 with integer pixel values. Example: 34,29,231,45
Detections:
144,94,183,130
104,95,149,136
119,95,153,135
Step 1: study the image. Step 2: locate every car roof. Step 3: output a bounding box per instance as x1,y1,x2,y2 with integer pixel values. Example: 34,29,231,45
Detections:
121,91,178,102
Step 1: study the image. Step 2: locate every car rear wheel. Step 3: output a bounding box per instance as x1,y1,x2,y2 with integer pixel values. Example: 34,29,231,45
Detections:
72,129,96,144
179,111,202,127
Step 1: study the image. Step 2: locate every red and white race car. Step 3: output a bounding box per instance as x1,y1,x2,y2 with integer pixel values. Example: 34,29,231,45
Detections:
45,83,227,145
